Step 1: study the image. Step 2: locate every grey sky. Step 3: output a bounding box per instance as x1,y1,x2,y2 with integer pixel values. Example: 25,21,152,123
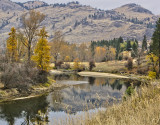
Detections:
12,0,160,15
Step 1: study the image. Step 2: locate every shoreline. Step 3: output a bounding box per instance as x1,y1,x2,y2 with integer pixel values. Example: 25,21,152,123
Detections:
0,70,146,103
0,82,69,103
78,71,129,79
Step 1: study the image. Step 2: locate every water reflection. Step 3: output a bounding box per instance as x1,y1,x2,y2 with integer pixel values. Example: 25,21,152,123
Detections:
0,74,141,125
0,95,49,125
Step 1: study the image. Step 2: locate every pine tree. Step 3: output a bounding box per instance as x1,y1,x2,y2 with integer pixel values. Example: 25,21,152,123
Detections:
151,18,160,77
116,38,120,60
142,35,147,52
132,42,138,57
135,39,138,45
126,40,131,51
6,27,18,62
32,27,51,71
119,36,123,43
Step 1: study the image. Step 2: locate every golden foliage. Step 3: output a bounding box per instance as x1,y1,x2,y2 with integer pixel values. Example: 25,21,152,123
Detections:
146,53,158,72
106,47,116,61
6,27,18,62
95,47,106,62
32,27,51,71
73,58,80,71
148,71,156,79
64,56,71,62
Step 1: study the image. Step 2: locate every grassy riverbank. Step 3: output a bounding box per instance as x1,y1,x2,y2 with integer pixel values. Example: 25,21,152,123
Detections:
71,81,160,125
0,78,67,103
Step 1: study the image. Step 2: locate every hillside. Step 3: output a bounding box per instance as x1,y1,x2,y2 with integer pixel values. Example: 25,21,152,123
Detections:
0,1,158,44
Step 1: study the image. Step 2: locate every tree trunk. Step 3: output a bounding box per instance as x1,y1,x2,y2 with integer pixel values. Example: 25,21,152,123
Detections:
159,39,160,78
28,46,31,64
28,41,31,64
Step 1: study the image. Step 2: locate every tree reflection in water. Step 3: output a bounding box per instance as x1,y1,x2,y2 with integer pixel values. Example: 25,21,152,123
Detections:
0,95,49,125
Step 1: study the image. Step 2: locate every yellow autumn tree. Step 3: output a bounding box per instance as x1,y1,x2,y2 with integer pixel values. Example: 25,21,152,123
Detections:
146,53,159,78
95,47,106,62
64,56,71,62
73,58,80,71
6,27,18,62
32,27,51,71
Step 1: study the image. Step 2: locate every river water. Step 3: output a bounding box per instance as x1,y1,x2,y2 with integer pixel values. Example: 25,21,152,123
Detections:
0,74,141,125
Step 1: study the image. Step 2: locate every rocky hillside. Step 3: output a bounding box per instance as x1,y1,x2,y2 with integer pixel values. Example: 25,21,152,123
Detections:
0,0,158,44
16,1,49,10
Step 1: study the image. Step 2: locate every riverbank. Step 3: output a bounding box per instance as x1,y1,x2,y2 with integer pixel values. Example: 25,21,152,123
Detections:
78,71,129,79
0,80,68,103
0,67,148,103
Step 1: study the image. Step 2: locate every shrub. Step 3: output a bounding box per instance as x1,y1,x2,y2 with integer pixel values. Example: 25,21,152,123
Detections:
55,61,64,69
148,71,156,79
79,64,85,71
61,63,71,69
137,66,149,75
125,86,134,96
126,57,133,70
89,61,96,71
73,58,80,71
0,63,48,89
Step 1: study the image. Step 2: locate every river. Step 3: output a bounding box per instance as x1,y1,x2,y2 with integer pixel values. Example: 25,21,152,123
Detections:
0,74,141,125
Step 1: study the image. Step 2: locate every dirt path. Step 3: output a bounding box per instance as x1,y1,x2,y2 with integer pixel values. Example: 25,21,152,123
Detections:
78,72,129,79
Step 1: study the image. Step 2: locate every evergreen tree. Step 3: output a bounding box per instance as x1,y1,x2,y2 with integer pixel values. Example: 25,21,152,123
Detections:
142,35,147,52
135,39,138,45
116,38,120,60
90,41,95,58
119,36,123,43
32,27,51,71
6,27,18,62
132,42,138,57
126,40,131,51
151,18,160,76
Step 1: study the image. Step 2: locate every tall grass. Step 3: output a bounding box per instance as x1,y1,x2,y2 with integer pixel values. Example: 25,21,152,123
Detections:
64,82,160,125
85,82,160,125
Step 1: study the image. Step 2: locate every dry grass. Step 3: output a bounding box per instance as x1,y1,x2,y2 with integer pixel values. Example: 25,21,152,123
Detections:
70,82,160,125
50,60,137,74
93,61,128,73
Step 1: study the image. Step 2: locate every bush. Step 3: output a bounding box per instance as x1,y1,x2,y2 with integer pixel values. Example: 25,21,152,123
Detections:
0,63,48,89
137,66,149,75
61,63,71,69
79,64,86,71
55,61,64,69
73,59,85,72
126,57,133,70
89,61,96,71
125,86,134,96
73,58,80,71
148,71,156,79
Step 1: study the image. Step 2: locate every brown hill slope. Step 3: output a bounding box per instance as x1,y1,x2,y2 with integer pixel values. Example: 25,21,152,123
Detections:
0,1,158,44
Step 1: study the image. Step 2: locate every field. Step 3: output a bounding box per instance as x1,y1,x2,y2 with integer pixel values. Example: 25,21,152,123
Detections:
50,60,137,74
